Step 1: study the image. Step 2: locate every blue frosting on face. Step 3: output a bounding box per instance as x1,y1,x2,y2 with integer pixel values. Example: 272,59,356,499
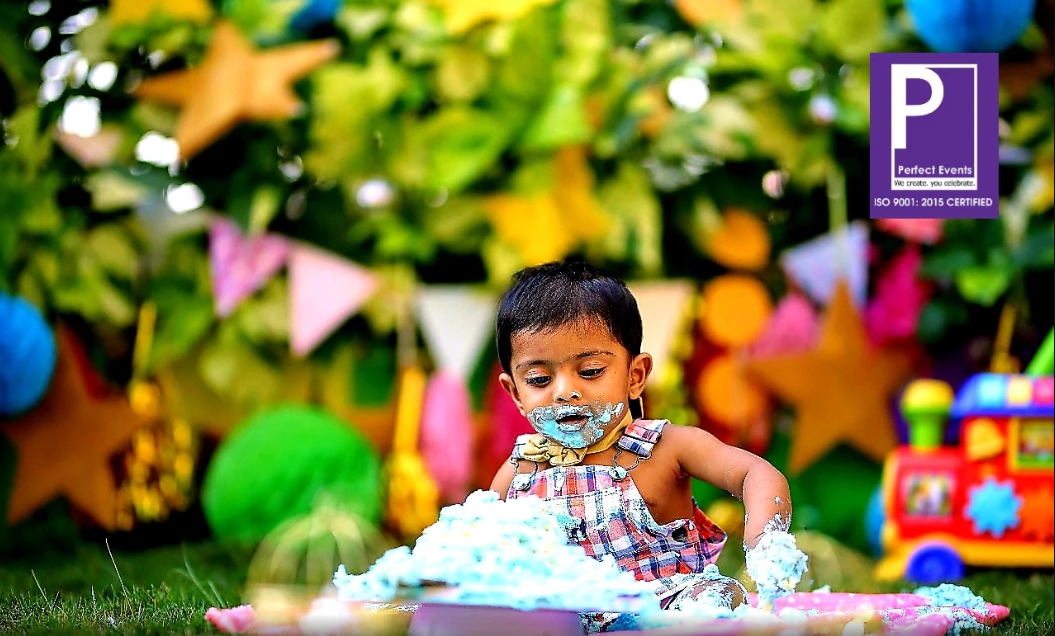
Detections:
527,401,625,448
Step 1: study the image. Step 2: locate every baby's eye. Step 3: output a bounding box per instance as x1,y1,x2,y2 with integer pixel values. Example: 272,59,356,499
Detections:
580,368,604,379
525,376,551,387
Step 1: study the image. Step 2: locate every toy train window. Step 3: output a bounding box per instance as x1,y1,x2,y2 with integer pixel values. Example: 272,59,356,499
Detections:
901,472,954,518
1011,418,1054,471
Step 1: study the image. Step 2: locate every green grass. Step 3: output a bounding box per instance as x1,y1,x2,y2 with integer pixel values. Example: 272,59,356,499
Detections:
0,540,1051,635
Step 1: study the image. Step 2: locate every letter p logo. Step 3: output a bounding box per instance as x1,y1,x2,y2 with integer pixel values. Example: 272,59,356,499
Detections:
891,65,944,150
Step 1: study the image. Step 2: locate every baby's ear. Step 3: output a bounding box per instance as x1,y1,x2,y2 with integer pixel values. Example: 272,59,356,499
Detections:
498,372,526,415
628,352,653,399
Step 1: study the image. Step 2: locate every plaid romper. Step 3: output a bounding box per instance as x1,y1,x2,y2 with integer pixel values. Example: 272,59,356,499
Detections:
507,418,727,626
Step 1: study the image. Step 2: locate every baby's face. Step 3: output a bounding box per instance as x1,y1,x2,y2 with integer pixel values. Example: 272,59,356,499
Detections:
499,318,651,448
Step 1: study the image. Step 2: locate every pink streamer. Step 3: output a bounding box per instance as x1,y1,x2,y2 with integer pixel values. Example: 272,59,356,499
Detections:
419,370,475,503
864,246,931,346
876,218,944,244
750,293,819,359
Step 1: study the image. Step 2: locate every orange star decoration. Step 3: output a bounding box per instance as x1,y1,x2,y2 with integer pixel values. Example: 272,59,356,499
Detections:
486,146,609,265
109,0,213,26
428,0,559,35
1019,486,1054,542
0,327,149,529
134,21,339,159
747,281,912,473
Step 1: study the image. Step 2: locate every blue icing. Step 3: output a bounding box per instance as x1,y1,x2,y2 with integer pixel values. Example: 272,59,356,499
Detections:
913,583,989,614
333,490,659,613
527,401,624,448
966,479,1022,538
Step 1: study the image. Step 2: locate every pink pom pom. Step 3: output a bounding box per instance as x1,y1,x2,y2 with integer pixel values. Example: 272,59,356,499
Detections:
205,605,256,634
750,293,819,358
865,246,931,346
418,370,474,503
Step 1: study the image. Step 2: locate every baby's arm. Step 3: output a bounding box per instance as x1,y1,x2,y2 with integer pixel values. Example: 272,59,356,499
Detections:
489,460,515,500
666,425,791,548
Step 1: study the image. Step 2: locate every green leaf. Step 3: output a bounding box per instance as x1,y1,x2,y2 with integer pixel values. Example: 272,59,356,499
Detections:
921,247,977,280
199,336,284,407
557,0,611,87
1012,223,1055,269
86,225,139,280
818,0,884,62
230,278,290,344
422,108,514,192
85,171,149,211
435,46,490,102
955,266,1012,306
150,286,214,371
749,0,816,42
598,163,662,274
519,84,593,151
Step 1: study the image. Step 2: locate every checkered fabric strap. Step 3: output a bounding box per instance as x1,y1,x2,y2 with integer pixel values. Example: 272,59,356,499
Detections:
615,419,667,458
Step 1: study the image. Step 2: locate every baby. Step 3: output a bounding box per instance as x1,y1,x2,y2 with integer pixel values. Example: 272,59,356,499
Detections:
490,261,793,626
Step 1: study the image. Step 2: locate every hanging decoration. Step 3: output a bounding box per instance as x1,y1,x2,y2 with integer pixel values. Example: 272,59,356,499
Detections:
201,404,382,542
114,303,199,530
780,221,869,306
289,244,377,357
414,286,496,501
209,217,290,318
0,327,149,529
134,21,339,159
109,0,214,25
864,246,933,346
750,293,819,359
875,218,944,244
703,209,771,271
384,365,440,541
627,280,695,384
905,0,1037,53
747,281,913,473
0,293,56,418
698,274,773,348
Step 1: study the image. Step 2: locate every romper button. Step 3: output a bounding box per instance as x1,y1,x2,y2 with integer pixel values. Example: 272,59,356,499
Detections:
512,474,532,491
611,466,628,481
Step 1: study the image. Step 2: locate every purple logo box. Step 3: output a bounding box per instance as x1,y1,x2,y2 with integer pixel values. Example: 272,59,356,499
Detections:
870,53,998,219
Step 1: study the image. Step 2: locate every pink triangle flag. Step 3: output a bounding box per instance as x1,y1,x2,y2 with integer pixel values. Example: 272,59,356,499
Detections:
210,217,290,318
289,244,377,357
750,293,819,359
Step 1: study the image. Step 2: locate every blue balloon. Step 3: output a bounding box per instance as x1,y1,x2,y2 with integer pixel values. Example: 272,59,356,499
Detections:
906,0,1036,52
0,294,56,417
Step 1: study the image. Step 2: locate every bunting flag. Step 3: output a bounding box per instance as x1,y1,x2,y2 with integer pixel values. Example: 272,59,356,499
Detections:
289,244,377,357
415,286,497,382
780,221,869,307
628,280,694,382
209,218,289,318
750,293,820,359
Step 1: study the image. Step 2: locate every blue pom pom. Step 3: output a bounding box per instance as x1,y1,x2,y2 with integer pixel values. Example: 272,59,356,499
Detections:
864,484,885,556
906,0,1036,53
0,294,56,417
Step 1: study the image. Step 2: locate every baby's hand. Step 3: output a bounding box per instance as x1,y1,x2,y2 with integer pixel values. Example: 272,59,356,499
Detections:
744,529,808,612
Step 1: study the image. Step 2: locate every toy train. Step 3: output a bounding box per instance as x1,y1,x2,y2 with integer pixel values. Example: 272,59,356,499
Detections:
876,373,1054,583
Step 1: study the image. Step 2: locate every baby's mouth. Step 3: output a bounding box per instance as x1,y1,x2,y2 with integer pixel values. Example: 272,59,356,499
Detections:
554,408,589,431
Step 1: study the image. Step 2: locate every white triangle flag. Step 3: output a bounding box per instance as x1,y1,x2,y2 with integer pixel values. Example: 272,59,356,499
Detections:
416,286,497,381
289,244,377,357
628,280,695,383
781,221,869,307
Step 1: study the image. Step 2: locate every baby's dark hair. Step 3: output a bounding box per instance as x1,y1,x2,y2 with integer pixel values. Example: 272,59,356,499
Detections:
496,261,642,375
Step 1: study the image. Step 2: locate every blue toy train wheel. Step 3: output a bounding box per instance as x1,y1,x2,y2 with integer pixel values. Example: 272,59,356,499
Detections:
906,542,965,584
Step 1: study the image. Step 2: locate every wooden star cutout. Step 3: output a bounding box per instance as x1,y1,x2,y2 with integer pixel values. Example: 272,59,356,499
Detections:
135,21,339,159
0,327,149,529
110,0,213,26
747,281,912,473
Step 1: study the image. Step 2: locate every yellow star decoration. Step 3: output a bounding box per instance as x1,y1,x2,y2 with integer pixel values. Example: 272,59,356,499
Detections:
428,0,559,35
746,281,912,473
109,0,213,26
135,21,339,159
0,327,149,529
485,146,610,265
